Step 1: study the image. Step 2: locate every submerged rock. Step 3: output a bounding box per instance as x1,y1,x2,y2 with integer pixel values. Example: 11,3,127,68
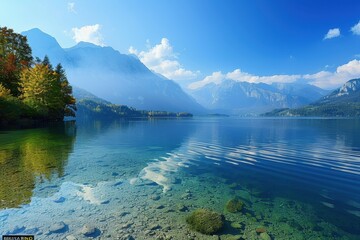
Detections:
186,208,224,235
49,221,67,234
66,235,78,240
150,195,160,200
220,234,242,240
80,225,97,237
53,196,66,203
260,232,272,240
178,204,188,212
225,198,244,213
230,222,242,229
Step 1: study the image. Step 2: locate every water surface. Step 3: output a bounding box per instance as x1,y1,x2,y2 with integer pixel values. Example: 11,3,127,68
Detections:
0,118,359,239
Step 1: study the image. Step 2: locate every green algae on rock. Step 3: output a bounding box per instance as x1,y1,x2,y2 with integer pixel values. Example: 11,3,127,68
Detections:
186,208,224,235
225,198,244,213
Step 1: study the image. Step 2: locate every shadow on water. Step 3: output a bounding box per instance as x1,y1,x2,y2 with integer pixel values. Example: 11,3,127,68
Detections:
0,121,76,209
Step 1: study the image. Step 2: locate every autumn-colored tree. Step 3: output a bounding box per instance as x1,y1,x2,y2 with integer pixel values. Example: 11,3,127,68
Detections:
19,60,76,120
19,63,55,118
0,27,76,123
0,27,32,96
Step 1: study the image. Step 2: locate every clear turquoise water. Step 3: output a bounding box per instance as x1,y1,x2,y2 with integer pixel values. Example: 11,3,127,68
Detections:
0,118,359,239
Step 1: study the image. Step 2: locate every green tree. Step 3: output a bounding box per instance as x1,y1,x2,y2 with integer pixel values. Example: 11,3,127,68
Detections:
55,64,76,117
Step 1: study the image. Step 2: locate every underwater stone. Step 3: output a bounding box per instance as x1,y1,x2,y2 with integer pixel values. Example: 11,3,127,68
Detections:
178,204,188,212
150,224,162,230
186,208,224,235
53,196,66,203
80,225,97,236
230,222,242,229
220,234,242,240
150,195,160,200
66,235,78,240
225,198,244,213
49,221,67,233
260,232,271,240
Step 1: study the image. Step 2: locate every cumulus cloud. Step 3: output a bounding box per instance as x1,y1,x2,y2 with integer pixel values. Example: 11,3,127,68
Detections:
129,38,198,81
189,59,360,90
189,69,300,90
324,28,340,40
305,59,360,88
67,2,76,13
71,24,104,46
351,21,360,35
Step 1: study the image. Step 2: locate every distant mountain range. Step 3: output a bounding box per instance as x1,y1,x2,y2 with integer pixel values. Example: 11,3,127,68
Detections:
22,28,205,114
23,28,354,117
189,80,330,115
72,87,193,120
263,78,360,117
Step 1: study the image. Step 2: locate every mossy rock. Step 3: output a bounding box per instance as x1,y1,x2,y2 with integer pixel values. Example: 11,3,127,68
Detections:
225,198,244,213
186,208,224,235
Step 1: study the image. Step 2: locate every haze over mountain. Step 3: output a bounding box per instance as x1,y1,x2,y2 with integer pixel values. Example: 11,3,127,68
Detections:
189,80,330,115
263,78,360,117
22,28,205,114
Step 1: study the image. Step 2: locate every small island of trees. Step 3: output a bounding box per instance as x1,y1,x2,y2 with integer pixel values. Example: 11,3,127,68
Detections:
0,27,76,124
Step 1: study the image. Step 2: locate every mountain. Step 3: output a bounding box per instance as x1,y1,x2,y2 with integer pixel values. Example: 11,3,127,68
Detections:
189,80,329,115
317,78,360,104
72,87,193,120
263,78,360,117
72,86,111,105
22,29,205,114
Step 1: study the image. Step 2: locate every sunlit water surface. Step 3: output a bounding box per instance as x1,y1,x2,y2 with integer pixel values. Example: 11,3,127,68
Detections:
0,118,359,239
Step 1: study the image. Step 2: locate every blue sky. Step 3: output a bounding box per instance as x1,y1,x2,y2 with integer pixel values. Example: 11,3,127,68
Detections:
1,0,360,89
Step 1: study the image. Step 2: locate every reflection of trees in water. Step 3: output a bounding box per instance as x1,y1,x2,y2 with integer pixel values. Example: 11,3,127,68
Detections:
0,122,76,209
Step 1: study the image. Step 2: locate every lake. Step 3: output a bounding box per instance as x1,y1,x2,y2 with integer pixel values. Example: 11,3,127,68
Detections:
0,118,359,239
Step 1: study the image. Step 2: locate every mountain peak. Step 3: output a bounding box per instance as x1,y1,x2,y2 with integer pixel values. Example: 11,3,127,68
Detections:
68,41,102,50
22,28,60,46
22,28,64,60
327,78,360,98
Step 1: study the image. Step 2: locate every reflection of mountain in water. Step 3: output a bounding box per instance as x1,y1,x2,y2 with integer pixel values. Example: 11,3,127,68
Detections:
0,122,76,209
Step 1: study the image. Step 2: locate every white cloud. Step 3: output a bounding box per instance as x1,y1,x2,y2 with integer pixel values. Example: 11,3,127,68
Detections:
189,59,360,90
324,28,340,40
304,60,360,89
67,2,76,14
129,38,198,81
226,69,300,84
189,69,300,90
188,71,224,89
351,21,360,35
71,24,104,46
